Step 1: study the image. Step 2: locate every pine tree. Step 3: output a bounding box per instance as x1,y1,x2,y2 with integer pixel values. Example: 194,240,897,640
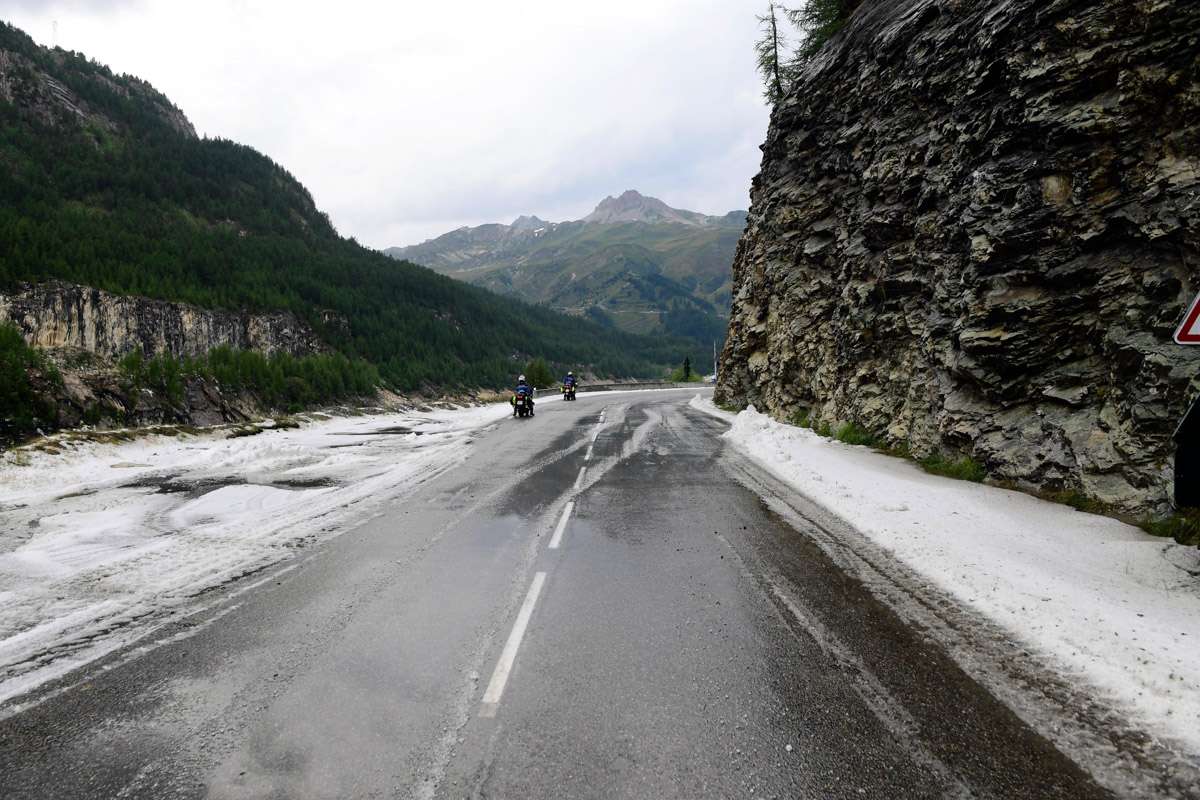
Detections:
525,357,555,390
754,1,857,103
754,2,794,104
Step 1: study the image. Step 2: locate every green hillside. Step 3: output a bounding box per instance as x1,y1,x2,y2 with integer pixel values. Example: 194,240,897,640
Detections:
0,22,702,392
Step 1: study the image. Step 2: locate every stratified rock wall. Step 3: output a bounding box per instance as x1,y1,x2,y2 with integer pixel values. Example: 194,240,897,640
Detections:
716,0,1200,513
0,281,333,360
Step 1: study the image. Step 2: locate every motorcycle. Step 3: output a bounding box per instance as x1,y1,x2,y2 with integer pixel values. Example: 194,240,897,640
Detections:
562,382,576,401
512,389,533,418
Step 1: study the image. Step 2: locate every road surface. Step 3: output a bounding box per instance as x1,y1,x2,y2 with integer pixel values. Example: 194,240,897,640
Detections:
0,389,1114,798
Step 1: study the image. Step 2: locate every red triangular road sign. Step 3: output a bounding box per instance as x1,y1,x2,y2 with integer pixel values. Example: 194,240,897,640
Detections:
1176,291,1200,344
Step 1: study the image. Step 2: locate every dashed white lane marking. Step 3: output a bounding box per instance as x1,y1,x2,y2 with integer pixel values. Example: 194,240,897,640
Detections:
481,571,548,714
585,444,594,462
574,466,587,490
549,501,574,549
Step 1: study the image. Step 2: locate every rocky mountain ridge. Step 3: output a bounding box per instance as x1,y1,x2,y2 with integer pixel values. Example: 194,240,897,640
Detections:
580,190,737,227
511,215,549,230
716,0,1200,515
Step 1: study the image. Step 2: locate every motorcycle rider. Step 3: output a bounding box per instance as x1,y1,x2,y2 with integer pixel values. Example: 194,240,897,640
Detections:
514,374,534,416
563,371,577,398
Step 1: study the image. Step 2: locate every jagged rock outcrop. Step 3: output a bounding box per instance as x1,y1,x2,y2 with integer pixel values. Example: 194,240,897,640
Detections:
42,364,257,430
716,0,1200,514
511,215,549,230
0,280,335,361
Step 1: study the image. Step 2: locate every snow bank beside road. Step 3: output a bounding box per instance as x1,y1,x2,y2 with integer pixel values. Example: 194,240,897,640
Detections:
694,398,1200,756
0,404,511,707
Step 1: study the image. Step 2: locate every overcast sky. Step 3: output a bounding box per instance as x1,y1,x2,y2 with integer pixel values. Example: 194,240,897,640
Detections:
2,0,772,249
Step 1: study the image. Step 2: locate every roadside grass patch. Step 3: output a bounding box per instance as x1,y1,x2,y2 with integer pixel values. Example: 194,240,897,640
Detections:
834,422,879,448
1043,489,1106,515
919,452,986,482
1141,509,1200,547
4,449,32,466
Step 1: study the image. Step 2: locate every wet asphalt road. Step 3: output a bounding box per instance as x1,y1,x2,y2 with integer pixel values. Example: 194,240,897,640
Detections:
0,389,1114,799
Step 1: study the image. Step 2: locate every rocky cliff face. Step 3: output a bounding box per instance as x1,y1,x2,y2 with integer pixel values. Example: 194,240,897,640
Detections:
716,0,1200,514
0,281,334,361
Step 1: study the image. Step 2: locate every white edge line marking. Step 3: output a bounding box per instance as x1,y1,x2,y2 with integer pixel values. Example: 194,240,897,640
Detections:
549,501,574,549
481,571,547,709
574,466,587,490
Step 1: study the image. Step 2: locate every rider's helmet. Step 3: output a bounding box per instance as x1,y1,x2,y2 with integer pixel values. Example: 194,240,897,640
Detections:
567,371,573,377
518,374,526,381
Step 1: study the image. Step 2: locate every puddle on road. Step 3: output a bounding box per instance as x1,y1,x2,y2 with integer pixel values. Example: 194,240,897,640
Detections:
342,426,422,436
464,516,521,547
123,475,245,495
120,475,339,497
56,488,98,500
274,478,339,490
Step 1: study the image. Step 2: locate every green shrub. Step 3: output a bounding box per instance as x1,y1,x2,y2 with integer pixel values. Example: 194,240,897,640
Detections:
146,352,184,404
118,348,144,376
790,409,812,428
82,402,103,426
119,348,185,405
0,321,58,444
525,357,556,389
667,358,703,382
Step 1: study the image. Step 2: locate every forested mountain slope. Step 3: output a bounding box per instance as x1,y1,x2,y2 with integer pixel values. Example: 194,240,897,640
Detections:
0,22,697,393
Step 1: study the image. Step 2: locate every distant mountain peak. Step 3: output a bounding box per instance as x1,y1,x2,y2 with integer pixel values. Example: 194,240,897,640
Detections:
583,190,689,225
511,215,548,230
